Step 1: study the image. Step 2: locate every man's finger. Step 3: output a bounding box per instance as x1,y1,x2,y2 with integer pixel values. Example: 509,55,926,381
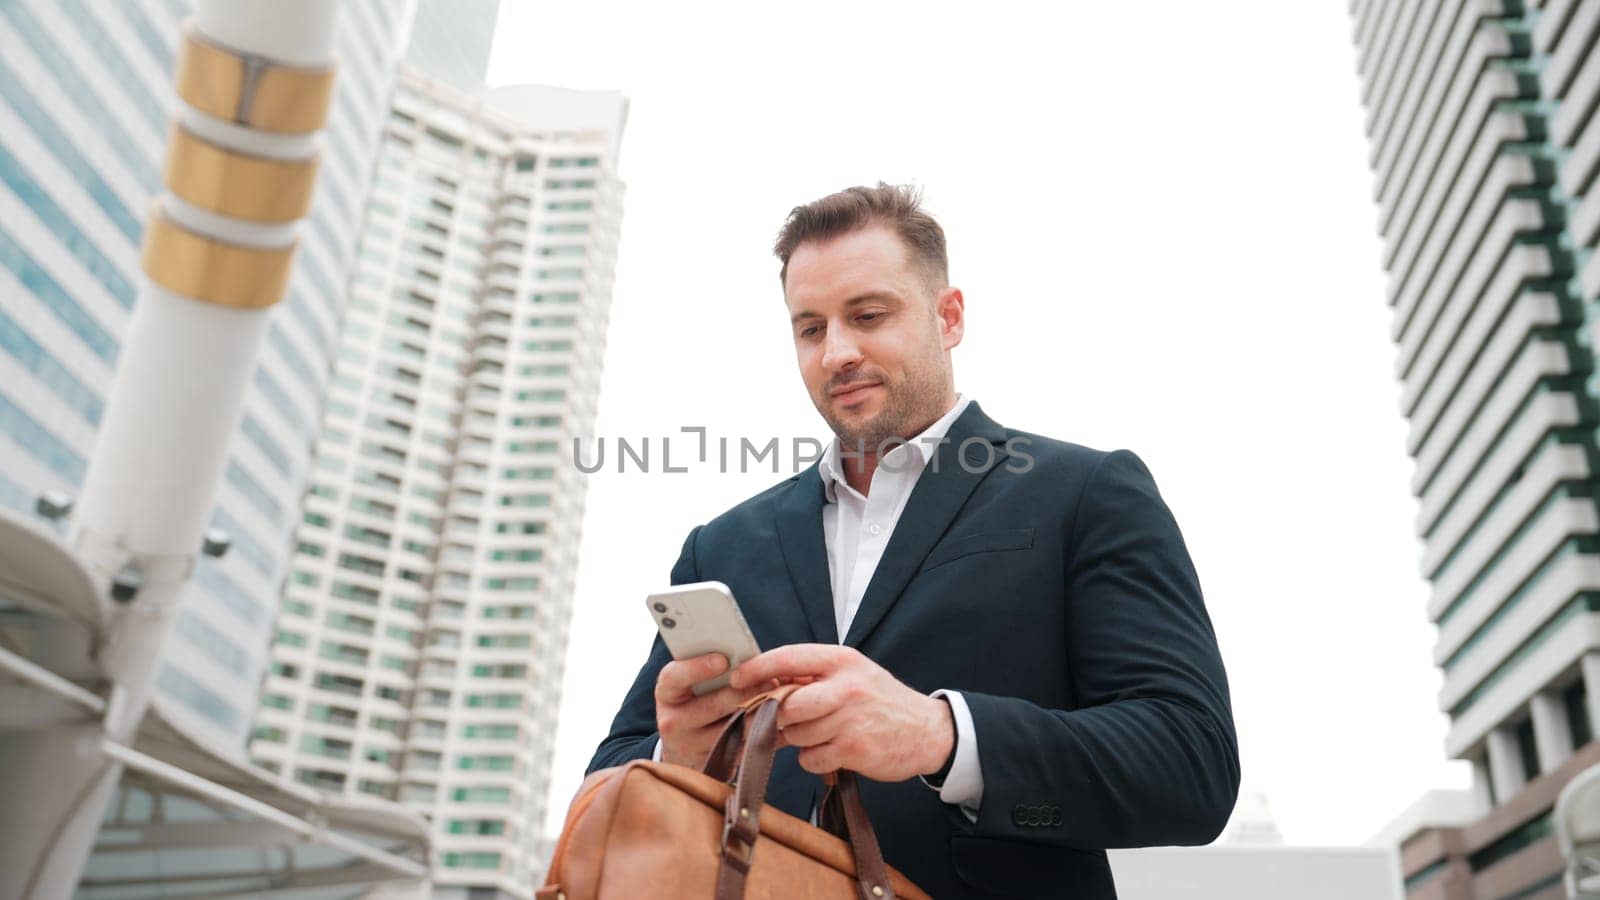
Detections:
655,653,728,702
675,681,770,728
730,644,847,689
776,706,850,749
775,680,848,729
796,742,844,775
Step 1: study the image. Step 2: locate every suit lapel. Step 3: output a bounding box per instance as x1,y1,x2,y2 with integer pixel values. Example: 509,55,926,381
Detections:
773,464,839,644
842,402,1010,648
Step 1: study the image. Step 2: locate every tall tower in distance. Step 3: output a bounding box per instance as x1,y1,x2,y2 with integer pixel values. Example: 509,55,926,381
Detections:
404,0,501,96
246,62,627,899
1352,2,1600,898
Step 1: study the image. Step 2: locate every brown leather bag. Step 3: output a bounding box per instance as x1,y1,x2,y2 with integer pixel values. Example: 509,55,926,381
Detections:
539,685,930,900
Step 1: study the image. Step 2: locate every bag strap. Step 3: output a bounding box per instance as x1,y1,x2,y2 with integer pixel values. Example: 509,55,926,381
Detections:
821,771,896,900
713,694,784,900
704,686,896,900
702,684,800,783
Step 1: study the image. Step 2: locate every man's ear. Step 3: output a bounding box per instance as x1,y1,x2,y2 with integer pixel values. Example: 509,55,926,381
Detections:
936,287,965,351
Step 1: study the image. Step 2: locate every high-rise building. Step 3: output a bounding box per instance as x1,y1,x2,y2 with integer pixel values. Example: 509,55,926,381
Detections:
1351,2,1600,897
247,66,627,899
405,0,501,95
0,0,414,749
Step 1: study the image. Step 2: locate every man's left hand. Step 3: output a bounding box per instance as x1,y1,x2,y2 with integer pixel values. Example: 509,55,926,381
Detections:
729,644,954,782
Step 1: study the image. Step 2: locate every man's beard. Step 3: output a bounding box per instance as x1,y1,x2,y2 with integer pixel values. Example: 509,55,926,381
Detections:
821,359,949,460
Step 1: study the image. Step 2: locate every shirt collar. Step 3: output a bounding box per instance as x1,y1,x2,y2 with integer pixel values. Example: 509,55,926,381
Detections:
818,394,972,503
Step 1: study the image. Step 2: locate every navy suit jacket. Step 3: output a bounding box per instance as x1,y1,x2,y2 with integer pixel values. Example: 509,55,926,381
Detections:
588,402,1239,899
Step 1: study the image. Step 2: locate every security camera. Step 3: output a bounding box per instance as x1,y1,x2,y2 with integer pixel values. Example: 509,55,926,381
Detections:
110,564,144,604
35,489,73,522
201,529,231,559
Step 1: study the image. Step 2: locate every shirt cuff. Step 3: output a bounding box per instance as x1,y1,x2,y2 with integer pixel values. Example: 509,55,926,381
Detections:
922,690,982,820
651,737,663,762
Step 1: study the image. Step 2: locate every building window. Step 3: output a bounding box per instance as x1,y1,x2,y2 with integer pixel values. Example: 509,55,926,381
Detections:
452,786,511,804
253,725,287,743
481,605,535,621
462,724,519,740
498,493,551,508
477,634,532,649
337,552,386,577
1567,681,1595,748
494,520,548,534
471,664,528,679
447,818,506,835
330,582,381,606
295,768,346,791
299,736,352,760
483,577,539,591
1469,811,1553,872
1514,717,1540,784
312,672,364,697
442,852,501,870
488,549,542,563
456,754,515,771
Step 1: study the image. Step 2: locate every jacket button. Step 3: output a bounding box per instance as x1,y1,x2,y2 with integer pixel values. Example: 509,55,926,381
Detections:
1011,804,1029,826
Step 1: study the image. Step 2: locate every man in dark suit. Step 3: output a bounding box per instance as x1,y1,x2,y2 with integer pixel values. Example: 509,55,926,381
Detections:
588,184,1239,898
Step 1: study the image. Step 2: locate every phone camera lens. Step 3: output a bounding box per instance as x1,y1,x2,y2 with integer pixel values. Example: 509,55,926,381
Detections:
661,617,676,629
652,602,668,613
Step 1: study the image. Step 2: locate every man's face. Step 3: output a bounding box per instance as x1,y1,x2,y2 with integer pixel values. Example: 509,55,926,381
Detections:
784,225,963,449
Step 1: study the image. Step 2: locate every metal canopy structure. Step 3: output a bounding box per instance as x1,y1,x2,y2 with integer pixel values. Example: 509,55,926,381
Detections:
0,507,430,899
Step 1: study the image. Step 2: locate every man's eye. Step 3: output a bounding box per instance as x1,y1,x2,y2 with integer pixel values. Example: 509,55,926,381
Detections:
858,313,881,323
799,326,820,338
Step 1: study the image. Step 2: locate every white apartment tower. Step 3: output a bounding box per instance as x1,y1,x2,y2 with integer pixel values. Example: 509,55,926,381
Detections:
248,67,627,899
0,0,414,749
1351,1,1600,897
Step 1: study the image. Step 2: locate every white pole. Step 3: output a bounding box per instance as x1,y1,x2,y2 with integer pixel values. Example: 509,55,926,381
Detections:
0,4,343,896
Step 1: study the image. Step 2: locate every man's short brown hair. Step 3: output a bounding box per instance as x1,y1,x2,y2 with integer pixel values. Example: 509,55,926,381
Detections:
773,183,948,292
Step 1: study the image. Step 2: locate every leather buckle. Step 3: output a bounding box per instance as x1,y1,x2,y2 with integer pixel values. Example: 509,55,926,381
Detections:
721,794,758,869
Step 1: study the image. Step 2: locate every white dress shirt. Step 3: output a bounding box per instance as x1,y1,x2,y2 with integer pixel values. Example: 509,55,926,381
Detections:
655,396,985,819
816,395,983,818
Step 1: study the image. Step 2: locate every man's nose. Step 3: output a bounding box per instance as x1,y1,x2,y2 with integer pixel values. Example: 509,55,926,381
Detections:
820,327,862,371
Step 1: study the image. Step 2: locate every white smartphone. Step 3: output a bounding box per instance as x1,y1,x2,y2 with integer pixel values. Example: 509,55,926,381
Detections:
646,581,762,696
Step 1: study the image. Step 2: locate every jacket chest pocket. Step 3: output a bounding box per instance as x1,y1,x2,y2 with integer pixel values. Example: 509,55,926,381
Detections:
920,527,1034,573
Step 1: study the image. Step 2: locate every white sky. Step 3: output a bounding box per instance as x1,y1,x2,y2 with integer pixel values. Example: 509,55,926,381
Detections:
484,0,1472,846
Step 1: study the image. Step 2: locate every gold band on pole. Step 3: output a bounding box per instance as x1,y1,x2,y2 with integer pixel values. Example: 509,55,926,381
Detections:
164,126,321,223
175,25,337,134
140,206,297,309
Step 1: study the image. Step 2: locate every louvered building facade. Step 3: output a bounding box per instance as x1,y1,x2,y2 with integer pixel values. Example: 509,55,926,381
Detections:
1351,1,1600,897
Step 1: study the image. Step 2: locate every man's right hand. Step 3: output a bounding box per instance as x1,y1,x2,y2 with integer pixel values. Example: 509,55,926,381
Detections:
655,652,774,768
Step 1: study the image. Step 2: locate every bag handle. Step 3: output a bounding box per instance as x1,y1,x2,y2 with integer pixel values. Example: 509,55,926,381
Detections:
701,686,897,900
820,771,895,900
702,684,800,782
